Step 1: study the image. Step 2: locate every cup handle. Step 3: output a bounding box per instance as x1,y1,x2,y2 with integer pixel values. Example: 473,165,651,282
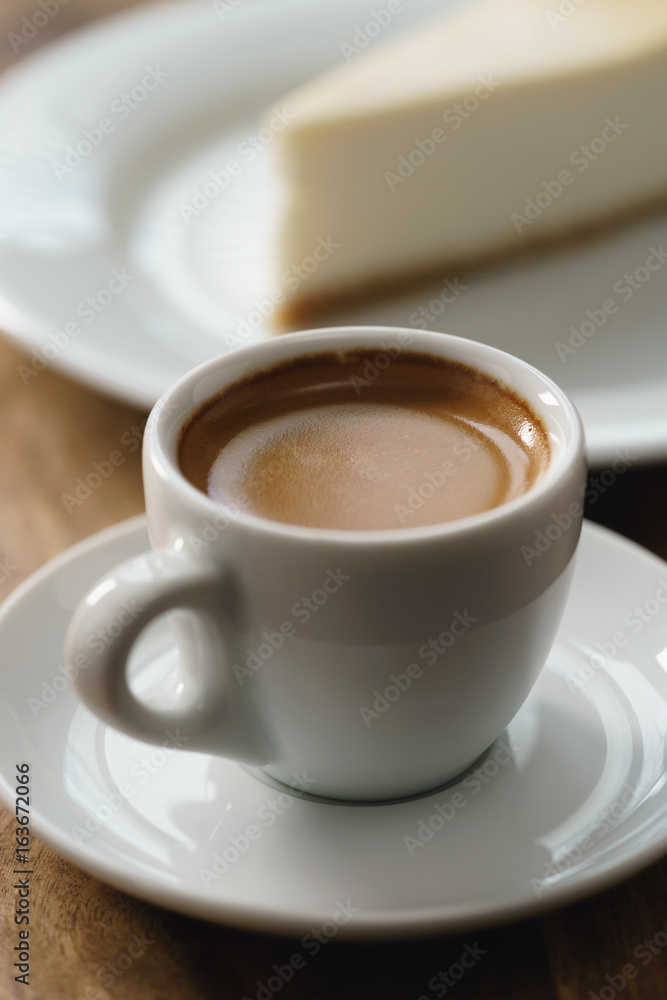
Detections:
64,548,269,765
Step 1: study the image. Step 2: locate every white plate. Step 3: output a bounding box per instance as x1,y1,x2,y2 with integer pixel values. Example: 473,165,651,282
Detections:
0,516,666,937
1,0,667,465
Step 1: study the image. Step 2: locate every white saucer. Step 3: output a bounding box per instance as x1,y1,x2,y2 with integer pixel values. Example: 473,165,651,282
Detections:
1,0,667,465
1,516,666,937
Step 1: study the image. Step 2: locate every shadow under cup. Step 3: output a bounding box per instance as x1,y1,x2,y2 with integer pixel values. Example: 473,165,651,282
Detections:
67,327,587,802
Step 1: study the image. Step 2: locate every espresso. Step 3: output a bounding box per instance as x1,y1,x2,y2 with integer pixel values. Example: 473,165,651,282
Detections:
178,350,550,530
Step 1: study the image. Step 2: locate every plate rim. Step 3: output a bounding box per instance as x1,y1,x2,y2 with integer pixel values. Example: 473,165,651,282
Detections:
1,0,667,463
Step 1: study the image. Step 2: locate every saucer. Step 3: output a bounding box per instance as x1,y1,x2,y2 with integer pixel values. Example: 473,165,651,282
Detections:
1,1,667,464
0,515,666,937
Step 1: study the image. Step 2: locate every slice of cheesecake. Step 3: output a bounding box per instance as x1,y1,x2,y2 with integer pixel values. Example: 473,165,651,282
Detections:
269,0,667,322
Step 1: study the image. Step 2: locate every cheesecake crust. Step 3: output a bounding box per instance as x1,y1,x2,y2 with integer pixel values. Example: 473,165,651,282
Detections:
274,193,667,329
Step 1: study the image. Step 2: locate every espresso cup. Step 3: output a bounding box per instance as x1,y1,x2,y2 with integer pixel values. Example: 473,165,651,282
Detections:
65,327,586,801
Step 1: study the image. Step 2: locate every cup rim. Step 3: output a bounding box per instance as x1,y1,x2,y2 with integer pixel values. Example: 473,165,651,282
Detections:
148,326,586,544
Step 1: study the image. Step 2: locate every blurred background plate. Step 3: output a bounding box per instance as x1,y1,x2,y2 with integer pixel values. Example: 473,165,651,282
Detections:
0,0,666,465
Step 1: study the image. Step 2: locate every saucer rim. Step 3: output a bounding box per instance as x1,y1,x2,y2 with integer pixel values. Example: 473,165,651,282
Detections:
1,515,666,938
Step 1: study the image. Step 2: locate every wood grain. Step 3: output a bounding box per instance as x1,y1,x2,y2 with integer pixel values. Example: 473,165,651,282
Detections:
1,2,666,998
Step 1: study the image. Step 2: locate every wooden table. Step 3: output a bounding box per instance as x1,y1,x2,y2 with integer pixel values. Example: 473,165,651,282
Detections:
1,3,666,996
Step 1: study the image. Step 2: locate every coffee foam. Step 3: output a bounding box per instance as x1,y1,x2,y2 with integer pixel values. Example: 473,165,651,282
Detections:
178,350,550,530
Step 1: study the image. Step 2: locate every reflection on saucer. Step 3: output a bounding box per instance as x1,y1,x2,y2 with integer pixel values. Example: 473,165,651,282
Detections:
0,516,666,935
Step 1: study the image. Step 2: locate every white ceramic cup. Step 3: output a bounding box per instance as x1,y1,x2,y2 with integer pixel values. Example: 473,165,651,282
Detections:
65,327,586,802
